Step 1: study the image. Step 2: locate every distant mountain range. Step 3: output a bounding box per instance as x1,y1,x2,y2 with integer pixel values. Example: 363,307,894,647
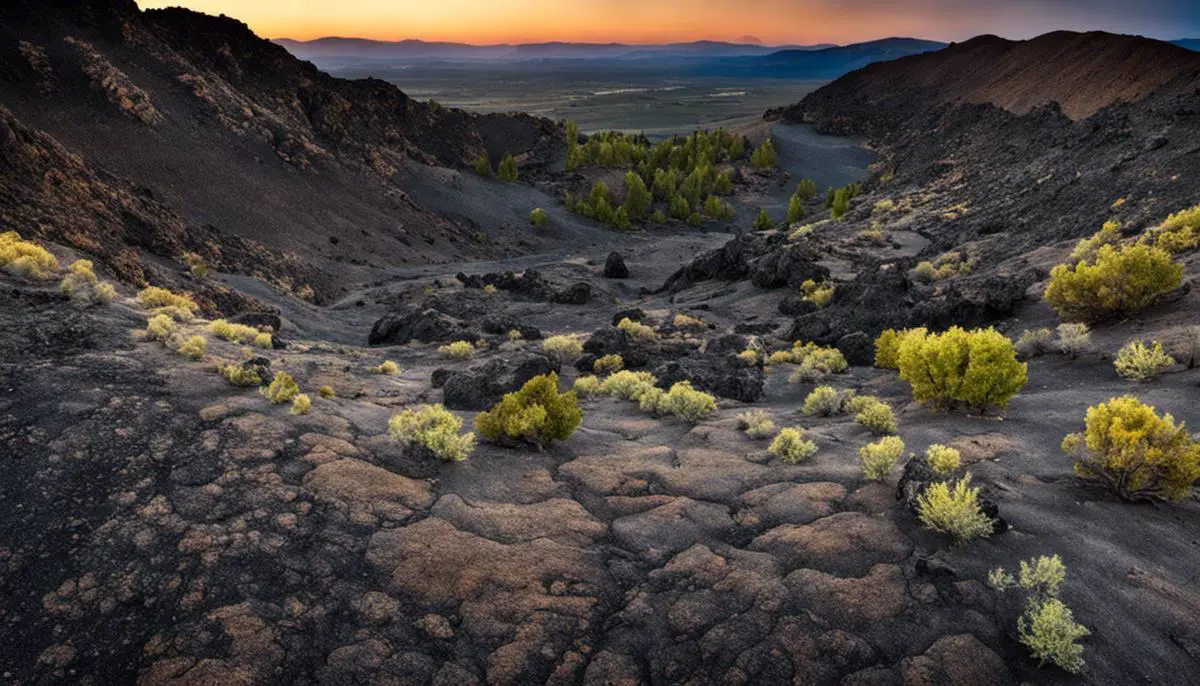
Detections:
272,38,835,62
1173,38,1200,51
275,36,944,80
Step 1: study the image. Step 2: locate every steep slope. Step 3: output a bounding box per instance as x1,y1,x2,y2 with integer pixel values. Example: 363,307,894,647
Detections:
670,31,1200,347
0,0,562,306
784,31,1200,128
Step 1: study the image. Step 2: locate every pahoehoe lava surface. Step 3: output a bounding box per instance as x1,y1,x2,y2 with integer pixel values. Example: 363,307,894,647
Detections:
3,3,1200,685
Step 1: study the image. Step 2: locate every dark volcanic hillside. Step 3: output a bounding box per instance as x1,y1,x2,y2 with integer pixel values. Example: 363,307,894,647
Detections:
0,0,561,307
690,30,1200,346
782,31,1200,127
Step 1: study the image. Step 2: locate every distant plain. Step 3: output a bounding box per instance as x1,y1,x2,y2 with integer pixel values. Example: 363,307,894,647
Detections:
314,60,824,136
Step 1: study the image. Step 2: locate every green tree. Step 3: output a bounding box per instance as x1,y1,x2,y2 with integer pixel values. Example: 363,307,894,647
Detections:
753,208,774,231
474,154,492,177
795,178,817,200
497,153,519,181
831,188,850,219
669,194,691,220
613,206,632,231
750,138,777,169
703,194,723,218
730,136,746,159
623,171,653,219
787,194,807,223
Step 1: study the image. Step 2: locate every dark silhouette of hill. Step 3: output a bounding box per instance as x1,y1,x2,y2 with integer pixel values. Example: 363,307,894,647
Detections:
0,0,561,308
785,31,1200,128
1174,38,1200,51
694,38,947,78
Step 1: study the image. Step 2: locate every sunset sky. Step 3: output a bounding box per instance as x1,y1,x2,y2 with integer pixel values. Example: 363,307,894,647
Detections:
136,1,1200,45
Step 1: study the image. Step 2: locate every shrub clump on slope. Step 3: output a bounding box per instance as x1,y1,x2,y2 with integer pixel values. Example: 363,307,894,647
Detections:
916,474,994,544
0,231,59,280
990,554,1089,674
1062,396,1200,502
1044,242,1182,322
389,404,475,462
60,259,117,305
476,372,581,449
895,327,1027,410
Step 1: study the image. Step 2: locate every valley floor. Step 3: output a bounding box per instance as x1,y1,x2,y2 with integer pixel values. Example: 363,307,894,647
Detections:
3,123,1200,686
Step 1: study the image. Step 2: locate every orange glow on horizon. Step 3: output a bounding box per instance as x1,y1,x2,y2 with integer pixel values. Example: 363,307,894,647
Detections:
135,0,990,45
134,0,1185,45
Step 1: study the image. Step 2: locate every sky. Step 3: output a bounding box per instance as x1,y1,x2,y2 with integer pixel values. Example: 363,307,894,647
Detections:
136,0,1200,45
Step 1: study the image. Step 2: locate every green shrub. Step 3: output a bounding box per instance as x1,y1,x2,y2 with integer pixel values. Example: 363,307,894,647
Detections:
573,375,602,398
138,286,198,316
673,313,706,330
375,360,401,376
218,361,262,387
179,335,207,360
873,328,925,370
769,427,817,463
830,187,849,219
0,231,59,280
926,444,961,476
750,138,777,168
787,343,848,383
736,409,775,439
617,317,657,342
473,154,492,177
291,394,312,416
860,436,905,481
915,474,993,543
1063,395,1200,501
1019,599,1090,674
593,354,624,375
800,279,834,308
753,209,774,231
210,319,271,347
637,386,669,416
765,350,794,366
438,340,476,360
530,208,548,227
599,370,658,400
802,385,855,416
1056,323,1091,357
543,334,584,365
736,349,759,365
855,400,897,435
1148,204,1200,254
896,327,1027,410
476,373,581,448
1044,243,1182,322
261,371,300,404
318,385,336,399
146,314,175,341
497,153,519,181
389,404,475,462
1113,340,1175,381
787,195,806,223
794,178,817,201
990,554,1088,674
60,259,117,305
663,381,717,423
911,261,936,282
184,252,210,280
1070,220,1122,262
1015,328,1055,358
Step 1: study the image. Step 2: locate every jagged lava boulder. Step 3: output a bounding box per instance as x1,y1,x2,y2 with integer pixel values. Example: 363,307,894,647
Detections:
603,252,629,279
441,355,559,410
